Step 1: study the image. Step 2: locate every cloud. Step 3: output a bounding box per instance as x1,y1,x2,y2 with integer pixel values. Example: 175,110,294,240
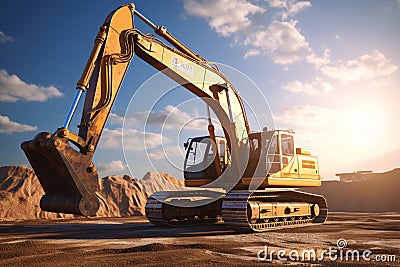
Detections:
111,105,208,131
183,0,265,37
0,114,37,133
274,105,343,129
266,0,311,20
306,48,331,69
0,31,14,43
243,20,309,64
282,79,333,95
97,160,126,174
321,50,398,82
99,128,169,151
0,69,64,102
147,145,185,160
183,0,314,64
109,113,124,125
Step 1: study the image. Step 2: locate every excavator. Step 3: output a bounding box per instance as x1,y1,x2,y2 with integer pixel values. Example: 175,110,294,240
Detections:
21,3,327,232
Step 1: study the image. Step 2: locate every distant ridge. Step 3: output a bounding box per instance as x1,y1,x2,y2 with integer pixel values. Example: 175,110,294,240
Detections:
303,168,400,212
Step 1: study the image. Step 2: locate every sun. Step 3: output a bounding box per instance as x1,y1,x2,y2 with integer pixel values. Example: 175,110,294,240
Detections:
346,105,385,149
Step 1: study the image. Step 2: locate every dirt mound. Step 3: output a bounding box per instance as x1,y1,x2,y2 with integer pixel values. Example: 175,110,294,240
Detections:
96,172,185,217
0,166,185,221
139,172,185,196
0,166,74,220
303,168,400,212
96,175,148,217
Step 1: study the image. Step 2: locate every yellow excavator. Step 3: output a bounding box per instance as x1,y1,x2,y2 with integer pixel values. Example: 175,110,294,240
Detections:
21,3,327,232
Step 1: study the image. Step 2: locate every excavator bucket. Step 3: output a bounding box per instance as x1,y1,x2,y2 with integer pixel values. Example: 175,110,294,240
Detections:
21,131,100,216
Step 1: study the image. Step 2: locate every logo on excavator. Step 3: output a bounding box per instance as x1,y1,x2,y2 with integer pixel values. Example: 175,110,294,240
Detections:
172,57,194,76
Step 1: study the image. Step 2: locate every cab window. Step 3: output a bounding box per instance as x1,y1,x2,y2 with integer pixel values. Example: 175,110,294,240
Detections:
281,134,294,156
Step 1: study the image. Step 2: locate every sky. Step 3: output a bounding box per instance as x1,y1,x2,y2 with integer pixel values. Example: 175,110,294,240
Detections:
0,0,399,180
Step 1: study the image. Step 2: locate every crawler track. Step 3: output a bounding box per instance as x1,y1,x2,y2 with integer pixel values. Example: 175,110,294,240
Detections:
145,189,327,232
221,190,327,231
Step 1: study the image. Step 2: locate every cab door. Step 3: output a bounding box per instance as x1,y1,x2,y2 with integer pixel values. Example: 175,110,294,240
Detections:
279,132,300,178
279,133,295,168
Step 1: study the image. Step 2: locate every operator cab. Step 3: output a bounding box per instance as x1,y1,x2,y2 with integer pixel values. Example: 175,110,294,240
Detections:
184,130,320,188
249,130,296,175
183,136,228,181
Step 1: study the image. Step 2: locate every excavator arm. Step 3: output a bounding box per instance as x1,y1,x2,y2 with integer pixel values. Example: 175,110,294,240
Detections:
21,3,251,216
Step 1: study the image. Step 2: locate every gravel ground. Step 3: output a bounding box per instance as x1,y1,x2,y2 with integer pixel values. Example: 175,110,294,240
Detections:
0,212,399,267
